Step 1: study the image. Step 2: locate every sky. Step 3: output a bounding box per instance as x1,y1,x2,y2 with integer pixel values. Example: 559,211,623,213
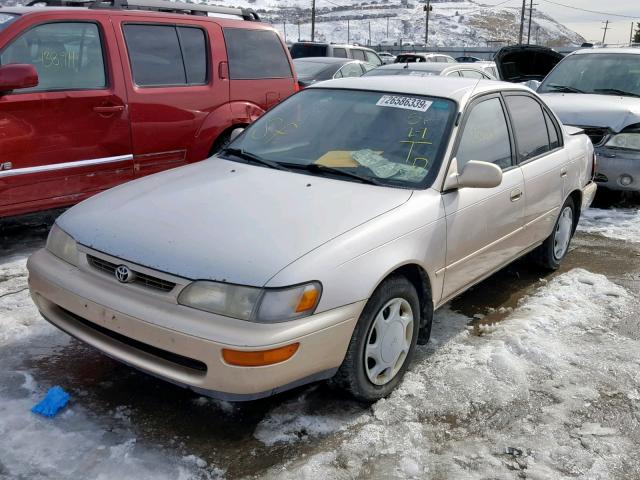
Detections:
481,0,638,44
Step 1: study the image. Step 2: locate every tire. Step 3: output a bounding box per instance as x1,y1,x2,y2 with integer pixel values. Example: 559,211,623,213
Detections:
532,196,576,270
333,275,421,402
209,131,232,156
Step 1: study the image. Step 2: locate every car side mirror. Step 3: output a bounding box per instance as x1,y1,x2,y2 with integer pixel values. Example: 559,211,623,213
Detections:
0,64,38,94
445,160,503,190
229,127,245,142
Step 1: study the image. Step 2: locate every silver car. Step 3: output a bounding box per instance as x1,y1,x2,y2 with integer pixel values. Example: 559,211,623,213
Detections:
27,77,596,402
537,48,640,192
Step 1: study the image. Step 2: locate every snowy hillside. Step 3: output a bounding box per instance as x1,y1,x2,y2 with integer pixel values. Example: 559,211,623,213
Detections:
208,0,585,47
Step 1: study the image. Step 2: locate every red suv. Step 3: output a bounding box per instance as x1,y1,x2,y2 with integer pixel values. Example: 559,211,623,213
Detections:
0,0,297,218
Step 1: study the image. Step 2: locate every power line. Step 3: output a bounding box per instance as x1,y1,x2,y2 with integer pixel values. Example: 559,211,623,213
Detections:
538,0,638,20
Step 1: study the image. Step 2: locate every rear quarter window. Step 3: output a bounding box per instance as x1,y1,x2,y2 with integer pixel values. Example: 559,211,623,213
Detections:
224,28,292,80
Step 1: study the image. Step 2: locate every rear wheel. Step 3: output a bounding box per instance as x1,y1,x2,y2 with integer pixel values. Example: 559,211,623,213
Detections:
532,197,576,270
333,276,421,402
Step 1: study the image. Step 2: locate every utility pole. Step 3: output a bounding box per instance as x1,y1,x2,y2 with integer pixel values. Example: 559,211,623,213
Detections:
386,15,390,39
601,20,609,44
368,21,372,46
283,21,287,42
297,20,301,41
311,0,316,42
423,0,432,46
526,0,537,45
347,18,350,44
535,25,540,45
631,22,635,44
518,0,526,44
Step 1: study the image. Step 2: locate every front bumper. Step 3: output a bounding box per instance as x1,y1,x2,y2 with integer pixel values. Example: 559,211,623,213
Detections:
594,147,640,192
27,249,364,401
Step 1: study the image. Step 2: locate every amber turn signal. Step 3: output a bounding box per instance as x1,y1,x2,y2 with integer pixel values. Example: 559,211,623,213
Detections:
295,287,319,313
222,343,300,367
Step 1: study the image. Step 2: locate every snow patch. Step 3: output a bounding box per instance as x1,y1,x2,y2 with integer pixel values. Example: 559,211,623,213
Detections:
578,207,640,243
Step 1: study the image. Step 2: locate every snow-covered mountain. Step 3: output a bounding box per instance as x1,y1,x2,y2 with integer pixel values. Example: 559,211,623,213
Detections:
215,0,585,47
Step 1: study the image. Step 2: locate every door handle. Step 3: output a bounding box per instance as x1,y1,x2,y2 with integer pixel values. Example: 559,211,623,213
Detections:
560,168,568,178
510,189,523,202
93,105,125,114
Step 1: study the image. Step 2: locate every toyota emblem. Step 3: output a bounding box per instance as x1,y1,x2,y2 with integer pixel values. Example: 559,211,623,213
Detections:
115,265,135,283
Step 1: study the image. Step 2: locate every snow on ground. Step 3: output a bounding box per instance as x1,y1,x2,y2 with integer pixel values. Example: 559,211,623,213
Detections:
256,269,639,479
0,254,224,480
579,207,640,243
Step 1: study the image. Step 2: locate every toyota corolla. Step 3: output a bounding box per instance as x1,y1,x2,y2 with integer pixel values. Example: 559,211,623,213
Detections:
27,77,596,401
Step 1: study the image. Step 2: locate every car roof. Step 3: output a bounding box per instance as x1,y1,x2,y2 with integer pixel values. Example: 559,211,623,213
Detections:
308,75,531,103
293,57,357,65
570,47,640,55
377,63,449,72
0,6,266,27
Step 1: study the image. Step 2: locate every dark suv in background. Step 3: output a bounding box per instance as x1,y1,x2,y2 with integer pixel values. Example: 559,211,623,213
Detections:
0,0,297,218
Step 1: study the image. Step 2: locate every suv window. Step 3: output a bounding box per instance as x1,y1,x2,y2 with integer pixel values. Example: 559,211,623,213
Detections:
224,28,292,79
457,97,512,170
364,50,382,66
290,43,327,58
332,47,347,58
351,49,366,61
505,95,551,161
124,24,207,86
0,22,105,92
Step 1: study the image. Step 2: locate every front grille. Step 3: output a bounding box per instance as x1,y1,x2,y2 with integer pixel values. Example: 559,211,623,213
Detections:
59,307,207,373
581,126,610,147
87,255,176,293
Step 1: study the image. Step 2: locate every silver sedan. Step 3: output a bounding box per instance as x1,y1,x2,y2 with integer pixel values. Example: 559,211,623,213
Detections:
27,77,597,402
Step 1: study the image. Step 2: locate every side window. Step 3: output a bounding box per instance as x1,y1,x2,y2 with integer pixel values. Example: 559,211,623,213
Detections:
457,97,512,171
351,49,366,61
177,27,207,84
364,50,382,66
361,62,375,72
544,110,561,149
337,62,363,78
0,22,105,92
223,28,292,79
447,57,456,63
436,56,447,63
505,95,551,161
332,47,347,58
124,24,202,86
446,70,462,77
461,70,484,79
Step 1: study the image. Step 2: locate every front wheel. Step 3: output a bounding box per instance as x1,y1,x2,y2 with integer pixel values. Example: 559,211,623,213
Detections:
333,276,421,402
532,196,576,270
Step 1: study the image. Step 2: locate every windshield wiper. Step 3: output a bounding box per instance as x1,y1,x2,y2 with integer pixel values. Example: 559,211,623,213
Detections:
547,84,585,93
220,147,290,171
593,88,640,98
283,162,383,186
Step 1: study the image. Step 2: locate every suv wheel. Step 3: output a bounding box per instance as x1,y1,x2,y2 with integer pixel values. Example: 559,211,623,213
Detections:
333,276,421,402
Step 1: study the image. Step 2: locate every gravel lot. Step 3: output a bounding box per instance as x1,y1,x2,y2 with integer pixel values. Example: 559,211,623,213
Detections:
1,205,639,479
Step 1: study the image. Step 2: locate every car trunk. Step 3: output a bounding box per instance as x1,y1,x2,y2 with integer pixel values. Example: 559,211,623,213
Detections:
494,45,564,82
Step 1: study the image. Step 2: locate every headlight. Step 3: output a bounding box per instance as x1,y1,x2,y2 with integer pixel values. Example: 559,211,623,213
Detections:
178,281,321,323
605,133,640,151
46,224,79,266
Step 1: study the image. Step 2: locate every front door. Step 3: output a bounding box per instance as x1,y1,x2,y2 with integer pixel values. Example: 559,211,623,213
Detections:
442,94,526,300
0,16,133,217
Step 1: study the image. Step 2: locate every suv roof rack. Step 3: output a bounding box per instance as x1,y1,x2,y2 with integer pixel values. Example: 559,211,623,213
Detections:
26,0,261,21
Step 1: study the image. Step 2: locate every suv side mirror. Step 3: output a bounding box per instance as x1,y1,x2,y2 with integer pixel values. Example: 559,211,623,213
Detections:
229,127,244,142
0,64,38,94
445,160,503,189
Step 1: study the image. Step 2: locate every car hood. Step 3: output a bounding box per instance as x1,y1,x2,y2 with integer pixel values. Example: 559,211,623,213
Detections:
494,45,563,82
540,93,640,132
57,158,412,286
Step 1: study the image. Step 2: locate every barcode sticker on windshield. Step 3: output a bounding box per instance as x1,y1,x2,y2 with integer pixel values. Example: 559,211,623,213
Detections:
376,95,432,112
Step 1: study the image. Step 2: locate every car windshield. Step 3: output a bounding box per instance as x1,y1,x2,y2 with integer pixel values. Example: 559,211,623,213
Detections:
0,13,18,32
538,53,640,97
225,88,456,189
294,60,333,78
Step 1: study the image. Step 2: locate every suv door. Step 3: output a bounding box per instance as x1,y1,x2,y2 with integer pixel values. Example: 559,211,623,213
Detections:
0,16,133,217
442,94,526,300
503,93,567,244
115,18,225,176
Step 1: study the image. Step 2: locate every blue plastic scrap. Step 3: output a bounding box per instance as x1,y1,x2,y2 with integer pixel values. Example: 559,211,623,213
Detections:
31,386,70,418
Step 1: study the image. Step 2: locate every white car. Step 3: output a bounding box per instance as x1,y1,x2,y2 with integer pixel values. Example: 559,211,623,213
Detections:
378,51,396,64
28,77,596,402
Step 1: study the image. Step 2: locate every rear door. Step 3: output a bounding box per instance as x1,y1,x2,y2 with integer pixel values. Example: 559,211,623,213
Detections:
114,16,227,176
223,26,296,113
0,14,133,217
503,93,566,243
